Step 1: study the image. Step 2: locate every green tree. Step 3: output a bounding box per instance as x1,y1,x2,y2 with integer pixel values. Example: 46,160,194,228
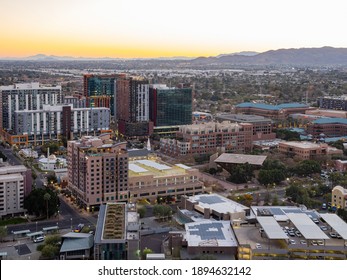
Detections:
137,207,147,218
228,163,254,184
291,160,321,176
0,226,7,241
24,188,59,218
153,205,172,219
40,244,60,259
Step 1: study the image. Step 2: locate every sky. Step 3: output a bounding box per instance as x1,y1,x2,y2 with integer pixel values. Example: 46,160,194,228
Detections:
1,0,347,58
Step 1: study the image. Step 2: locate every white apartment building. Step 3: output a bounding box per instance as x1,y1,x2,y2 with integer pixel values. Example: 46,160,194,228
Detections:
0,165,30,218
0,82,63,132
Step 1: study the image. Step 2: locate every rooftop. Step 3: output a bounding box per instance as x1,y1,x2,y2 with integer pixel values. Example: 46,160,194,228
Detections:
313,118,347,125
129,159,195,177
187,193,249,215
236,102,308,111
185,220,238,247
215,153,267,166
216,113,273,123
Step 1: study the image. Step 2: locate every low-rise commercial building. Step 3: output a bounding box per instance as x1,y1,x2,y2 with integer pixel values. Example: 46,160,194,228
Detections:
278,141,343,160
235,102,310,120
160,121,253,156
307,118,347,138
215,114,276,141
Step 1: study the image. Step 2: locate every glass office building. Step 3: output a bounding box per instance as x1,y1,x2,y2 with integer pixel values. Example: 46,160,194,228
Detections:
150,85,192,127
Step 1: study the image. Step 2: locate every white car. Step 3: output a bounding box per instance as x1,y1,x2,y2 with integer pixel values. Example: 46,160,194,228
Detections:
255,243,262,249
289,239,296,245
300,240,307,245
33,236,45,243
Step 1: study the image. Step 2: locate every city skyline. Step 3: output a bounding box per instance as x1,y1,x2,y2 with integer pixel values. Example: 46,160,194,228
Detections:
1,0,347,58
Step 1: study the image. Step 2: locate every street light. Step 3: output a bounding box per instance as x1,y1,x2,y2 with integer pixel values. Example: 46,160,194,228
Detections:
70,218,72,230
35,221,38,232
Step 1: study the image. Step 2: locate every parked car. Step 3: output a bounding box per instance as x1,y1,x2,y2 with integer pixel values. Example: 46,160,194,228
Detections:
320,225,328,231
255,243,262,249
33,236,45,243
300,240,307,245
289,239,296,245
311,240,318,246
329,232,337,238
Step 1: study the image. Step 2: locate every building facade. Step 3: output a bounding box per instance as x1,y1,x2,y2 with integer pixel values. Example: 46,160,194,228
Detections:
215,114,276,141
128,157,208,202
83,74,117,116
0,165,32,218
160,121,253,156
14,105,110,144
332,186,347,210
306,118,347,138
235,102,309,120
278,141,343,160
116,75,153,137
67,134,128,210
0,83,63,133
318,96,347,111
149,84,192,127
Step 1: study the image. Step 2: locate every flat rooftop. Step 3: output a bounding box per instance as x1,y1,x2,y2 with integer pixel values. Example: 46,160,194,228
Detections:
187,193,249,215
215,153,267,166
216,113,273,123
129,159,194,177
279,141,323,149
185,221,238,247
286,213,329,240
320,213,347,240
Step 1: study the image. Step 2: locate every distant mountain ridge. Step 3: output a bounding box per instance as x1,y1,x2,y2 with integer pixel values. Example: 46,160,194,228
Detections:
192,47,347,66
2,47,347,65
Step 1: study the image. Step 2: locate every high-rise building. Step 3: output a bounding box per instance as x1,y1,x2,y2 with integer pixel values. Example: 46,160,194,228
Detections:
149,84,192,127
94,203,140,260
0,83,63,133
116,75,153,137
14,104,110,144
0,165,32,218
67,134,128,210
83,74,117,116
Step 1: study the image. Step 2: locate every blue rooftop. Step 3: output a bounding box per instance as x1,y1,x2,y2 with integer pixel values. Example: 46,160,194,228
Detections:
313,118,347,125
236,102,308,111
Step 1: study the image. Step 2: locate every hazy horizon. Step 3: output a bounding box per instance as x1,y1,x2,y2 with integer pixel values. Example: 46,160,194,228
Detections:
1,0,347,58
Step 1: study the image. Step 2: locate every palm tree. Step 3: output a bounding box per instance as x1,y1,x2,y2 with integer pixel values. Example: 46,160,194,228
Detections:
43,193,51,219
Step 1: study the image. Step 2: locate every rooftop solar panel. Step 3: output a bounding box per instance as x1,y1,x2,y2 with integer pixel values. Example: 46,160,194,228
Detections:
188,222,226,240
197,195,225,205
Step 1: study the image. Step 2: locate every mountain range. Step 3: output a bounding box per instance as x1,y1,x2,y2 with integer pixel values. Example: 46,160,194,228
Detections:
192,47,347,66
2,47,347,65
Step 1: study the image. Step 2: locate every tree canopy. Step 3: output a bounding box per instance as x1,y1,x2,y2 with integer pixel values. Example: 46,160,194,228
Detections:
24,188,59,217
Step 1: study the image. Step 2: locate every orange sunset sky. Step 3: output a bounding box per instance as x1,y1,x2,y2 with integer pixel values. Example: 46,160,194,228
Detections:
1,0,347,58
